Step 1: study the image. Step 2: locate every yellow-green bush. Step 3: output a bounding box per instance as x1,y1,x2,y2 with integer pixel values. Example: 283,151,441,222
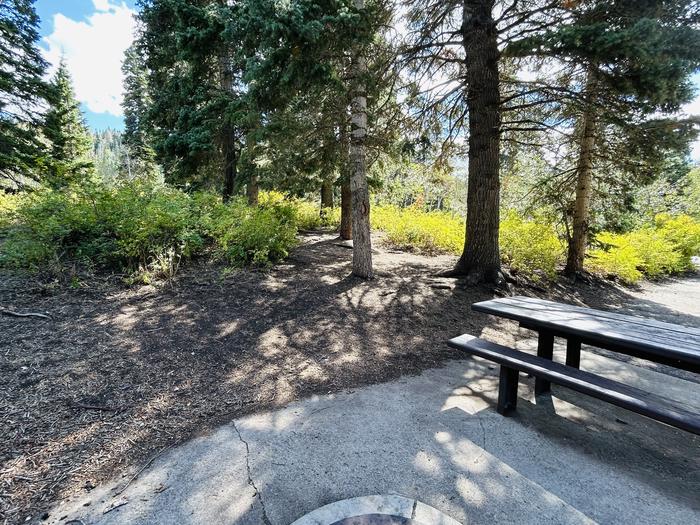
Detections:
370,205,563,279
0,183,205,275
655,214,700,265
500,212,564,278
0,192,22,231
201,194,299,267
586,232,643,283
371,205,464,254
586,214,700,283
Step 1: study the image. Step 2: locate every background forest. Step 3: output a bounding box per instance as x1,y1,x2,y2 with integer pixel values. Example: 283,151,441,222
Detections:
2,0,700,285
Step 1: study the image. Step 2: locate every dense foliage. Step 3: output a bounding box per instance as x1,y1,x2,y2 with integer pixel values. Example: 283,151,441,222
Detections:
0,184,310,281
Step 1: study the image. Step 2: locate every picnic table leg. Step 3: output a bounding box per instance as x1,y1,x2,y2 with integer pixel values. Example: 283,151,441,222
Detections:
566,337,582,369
497,366,519,416
535,331,554,395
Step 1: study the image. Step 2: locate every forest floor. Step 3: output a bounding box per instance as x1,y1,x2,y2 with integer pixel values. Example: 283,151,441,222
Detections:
1,231,699,524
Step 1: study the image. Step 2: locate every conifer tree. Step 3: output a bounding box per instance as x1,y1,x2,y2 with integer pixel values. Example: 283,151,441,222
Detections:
403,0,700,282
122,41,158,179
0,0,51,189
43,61,94,188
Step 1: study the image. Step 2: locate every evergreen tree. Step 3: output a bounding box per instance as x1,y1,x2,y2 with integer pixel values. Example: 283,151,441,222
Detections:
0,0,51,189
121,41,158,179
43,60,94,188
137,0,250,198
505,0,700,274
403,0,700,282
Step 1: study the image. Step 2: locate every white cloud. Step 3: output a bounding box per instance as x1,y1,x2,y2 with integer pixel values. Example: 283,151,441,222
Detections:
42,1,136,116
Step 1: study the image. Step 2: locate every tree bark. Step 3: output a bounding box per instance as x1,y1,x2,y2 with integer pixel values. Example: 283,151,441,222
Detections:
246,174,259,206
219,51,236,203
338,101,352,240
340,180,352,239
565,70,598,275
222,142,236,203
452,0,501,283
349,0,372,278
321,179,333,209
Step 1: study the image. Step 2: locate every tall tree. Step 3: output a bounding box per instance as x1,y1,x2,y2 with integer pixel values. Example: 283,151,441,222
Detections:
122,41,158,179
349,0,373,277
403,0,699,282
137,0,249,198
43,60,94,188
502,0,700,274
0,0,51,189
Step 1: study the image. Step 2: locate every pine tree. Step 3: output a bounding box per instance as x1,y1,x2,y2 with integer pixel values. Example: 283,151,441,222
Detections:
504,0,700,274
121,41,158,179
0,0,52,189
403,0,700,282
43,60,94,188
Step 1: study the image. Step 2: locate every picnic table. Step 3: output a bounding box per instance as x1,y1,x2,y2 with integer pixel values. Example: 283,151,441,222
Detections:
447,296,700,434
472,296,700,393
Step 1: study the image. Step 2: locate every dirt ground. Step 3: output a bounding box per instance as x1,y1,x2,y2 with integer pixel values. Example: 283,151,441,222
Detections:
1,232,698,524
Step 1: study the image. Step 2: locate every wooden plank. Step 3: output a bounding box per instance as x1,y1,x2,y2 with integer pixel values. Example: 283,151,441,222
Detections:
472,297,700,371
475,297,700,347
447,334,700,435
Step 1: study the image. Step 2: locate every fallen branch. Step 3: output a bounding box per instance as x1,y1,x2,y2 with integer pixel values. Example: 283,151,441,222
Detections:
1,308,51,320
113,444,173,496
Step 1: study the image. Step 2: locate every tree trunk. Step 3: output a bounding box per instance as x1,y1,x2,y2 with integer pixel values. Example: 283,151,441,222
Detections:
338,106,352,240
222,141,236,202
244,127,259,206
349,0,372,278
565,70,598,275
340,180,352,239
246,174,259,205
219,51,236,203
321,179,333,209
452,0,501,283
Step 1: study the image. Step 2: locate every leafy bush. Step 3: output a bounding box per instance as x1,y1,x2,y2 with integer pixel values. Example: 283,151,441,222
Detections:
586,215,700,283
291,200,340,230
655,214,700,266
371,205,464,254
586,232,644,283
0,192,21,231
0,183,204,278
500,212,564,279
0,185,306,278
202,195,299,266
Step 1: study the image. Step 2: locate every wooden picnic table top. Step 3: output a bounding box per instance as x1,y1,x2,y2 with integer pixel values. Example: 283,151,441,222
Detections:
472,296,700,372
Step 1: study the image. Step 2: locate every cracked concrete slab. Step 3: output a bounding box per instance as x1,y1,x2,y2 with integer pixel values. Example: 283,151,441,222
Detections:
49,346,699,525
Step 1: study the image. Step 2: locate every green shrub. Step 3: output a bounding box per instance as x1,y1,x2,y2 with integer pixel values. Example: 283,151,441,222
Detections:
586,214,700,283
0,192,22,231
0,183,205,277
204,195,299,267
626,228,684,277
500,212,564,279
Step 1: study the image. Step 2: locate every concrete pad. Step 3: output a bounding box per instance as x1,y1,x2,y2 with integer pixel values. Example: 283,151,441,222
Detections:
51,355,699,525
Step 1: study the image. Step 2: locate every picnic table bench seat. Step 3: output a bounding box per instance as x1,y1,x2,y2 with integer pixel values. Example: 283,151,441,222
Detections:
448,334,700,435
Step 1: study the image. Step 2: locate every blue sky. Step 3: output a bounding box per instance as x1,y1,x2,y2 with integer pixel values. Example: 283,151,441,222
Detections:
34,1,700,160
35,0,138,130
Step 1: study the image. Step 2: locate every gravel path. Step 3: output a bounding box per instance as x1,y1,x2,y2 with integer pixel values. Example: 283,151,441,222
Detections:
623,274,700,325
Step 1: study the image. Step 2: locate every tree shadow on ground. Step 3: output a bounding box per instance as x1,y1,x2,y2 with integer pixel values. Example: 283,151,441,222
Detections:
1,233,698,523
